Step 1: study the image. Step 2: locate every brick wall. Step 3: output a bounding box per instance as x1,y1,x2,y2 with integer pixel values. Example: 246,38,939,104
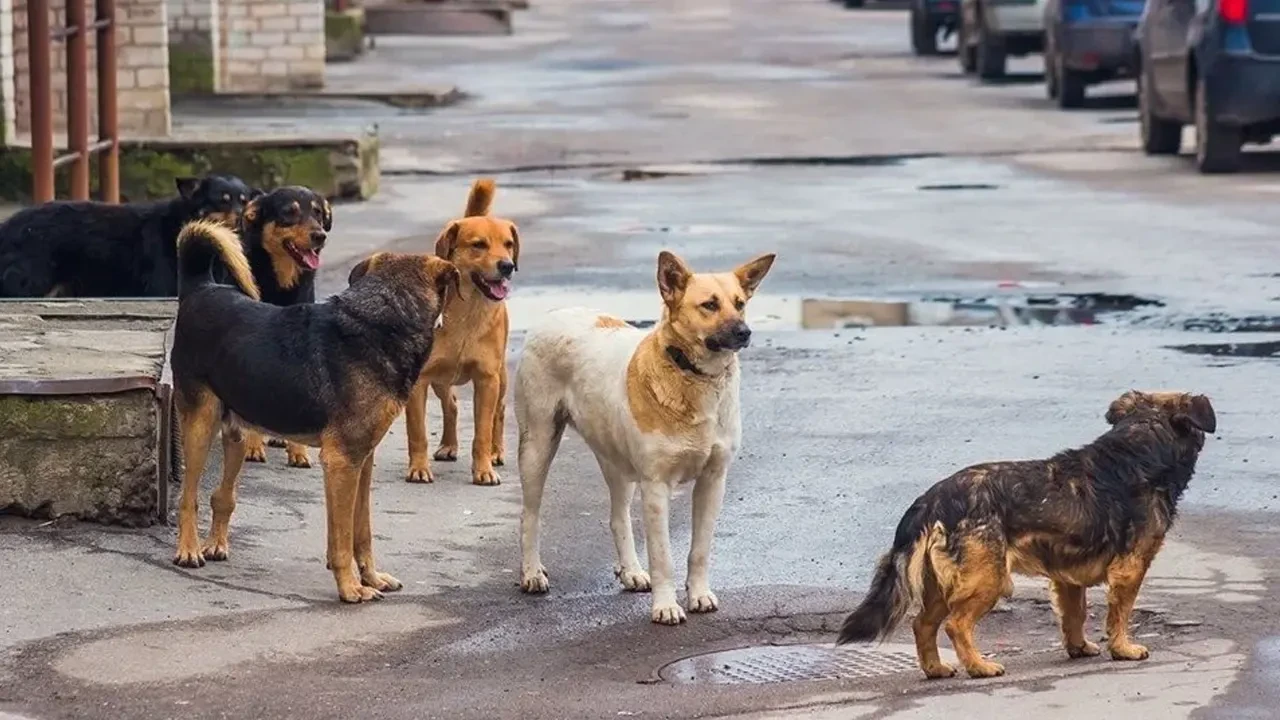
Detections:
219,0,323,92
11,0,171,138
167,0,211,46
0,0,16,143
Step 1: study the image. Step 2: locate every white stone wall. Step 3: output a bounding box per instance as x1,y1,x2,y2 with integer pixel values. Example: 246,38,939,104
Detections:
219,0,323,92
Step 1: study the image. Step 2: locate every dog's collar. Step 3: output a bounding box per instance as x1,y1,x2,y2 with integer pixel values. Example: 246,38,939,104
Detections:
665,345,707,377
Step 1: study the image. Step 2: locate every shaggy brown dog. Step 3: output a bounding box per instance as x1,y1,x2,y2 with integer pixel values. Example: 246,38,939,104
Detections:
401,178,518,486
836,391,1216,679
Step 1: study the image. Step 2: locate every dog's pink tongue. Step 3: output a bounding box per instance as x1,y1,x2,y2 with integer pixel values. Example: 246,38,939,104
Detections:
301,250,321,270
488,279,510,300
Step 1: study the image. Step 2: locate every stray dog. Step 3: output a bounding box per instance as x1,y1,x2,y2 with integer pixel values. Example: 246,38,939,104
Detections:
234,186,334,470
170,221,458,603
836,391,1217,679
0,174,258,298
402,178,517,486
514,250,776,624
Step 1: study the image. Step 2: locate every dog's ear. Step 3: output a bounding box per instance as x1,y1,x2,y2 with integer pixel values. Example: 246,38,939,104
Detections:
508,222,520,272
435,221,461,259
1105,390,1143,425
242,197,261,226
176,177,202,200
1174,394,1217,434
424,257,462,322
348,252,384,286
656,250,692,307
320,198,333,232
733,253,776,299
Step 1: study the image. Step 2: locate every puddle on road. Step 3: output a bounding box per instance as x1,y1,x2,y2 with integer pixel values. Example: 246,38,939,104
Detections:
507,291,1163,332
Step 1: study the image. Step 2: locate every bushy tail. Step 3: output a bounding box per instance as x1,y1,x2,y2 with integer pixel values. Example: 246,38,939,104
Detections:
177,220,260,301
836,504,938,645
464,178,496,217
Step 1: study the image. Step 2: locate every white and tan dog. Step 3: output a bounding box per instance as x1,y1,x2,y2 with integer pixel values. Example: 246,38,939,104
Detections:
514,250,775,625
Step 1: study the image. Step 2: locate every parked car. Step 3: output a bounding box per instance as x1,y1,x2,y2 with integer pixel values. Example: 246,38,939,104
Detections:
1043,0,1146,108
1136,0,1280,172
912,0,960,55
958,0,1047,79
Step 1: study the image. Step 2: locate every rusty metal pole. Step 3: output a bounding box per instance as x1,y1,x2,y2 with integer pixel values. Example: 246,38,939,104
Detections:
66,0,90,200
96,0,119,203
27,0,54,203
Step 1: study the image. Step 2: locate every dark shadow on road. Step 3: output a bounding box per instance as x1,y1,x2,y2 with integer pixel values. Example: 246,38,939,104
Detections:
980,72,1046,86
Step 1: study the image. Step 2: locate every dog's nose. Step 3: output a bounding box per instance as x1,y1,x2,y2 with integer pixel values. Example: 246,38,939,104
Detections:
497,259,516,278
310,230,327,247
732,324,752,346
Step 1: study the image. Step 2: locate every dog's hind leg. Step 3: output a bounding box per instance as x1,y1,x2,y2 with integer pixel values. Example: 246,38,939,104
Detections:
243,430,268,463
490,364,508,467
913,572,957,678
1051,580,1100,659
284,441,311,469
602,460,649,592
173,390,219,568
686,459,728,614
1105,537,1162,661
405,379,435,483
516,404,565,594
201,422,248,562
942,535,1007,678
432,382,459,462
355,454,402,593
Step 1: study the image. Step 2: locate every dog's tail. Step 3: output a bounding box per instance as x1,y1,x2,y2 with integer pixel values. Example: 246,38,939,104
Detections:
177,220,260,301
464,178,496,217
836,502,942,645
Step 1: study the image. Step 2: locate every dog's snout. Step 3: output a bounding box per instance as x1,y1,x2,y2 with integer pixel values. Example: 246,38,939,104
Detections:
497,259,516,278
732,323,752,346
310,230,327,247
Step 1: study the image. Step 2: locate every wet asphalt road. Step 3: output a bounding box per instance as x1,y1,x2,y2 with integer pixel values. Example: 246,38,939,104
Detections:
5,0,1280,718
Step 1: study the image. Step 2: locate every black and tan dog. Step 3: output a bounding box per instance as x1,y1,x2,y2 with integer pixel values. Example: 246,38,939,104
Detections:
232,186,333,470
170,220,458,603
0,174,258,298
836,391,1216,679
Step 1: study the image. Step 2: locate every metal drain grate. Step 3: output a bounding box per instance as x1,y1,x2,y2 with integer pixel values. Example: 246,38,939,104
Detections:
659,643,930,685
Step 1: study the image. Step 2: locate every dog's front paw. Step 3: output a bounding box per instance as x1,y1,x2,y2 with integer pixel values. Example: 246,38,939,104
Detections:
963,659,1005,678
405,464,435,483
1109,642,1149,661
361,570,403,592
173,543,206,568
433,445,458,462
286,447,311,468
267,437,287,448
244,440,267,463
338,583,384,604
921,661,957,679
472,467,501,486
651,601,687,626
520,565,550,593
201,537,230,562
492,452,505,467
686,588,719,614
1067,640,1102,659
615,566,651,592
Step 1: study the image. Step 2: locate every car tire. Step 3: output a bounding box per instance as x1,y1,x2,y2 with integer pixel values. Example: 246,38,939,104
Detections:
1138,62,1181,155
1057,57,1086,109
1194,76,1242,173
911,5,939,55
958,13,977,73
975,9,1007,81
844,0,865,7
1044,42,1059,99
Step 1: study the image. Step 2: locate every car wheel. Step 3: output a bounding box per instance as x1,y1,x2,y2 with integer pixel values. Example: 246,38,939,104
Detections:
958,13,977,73
1138,62,1181,155
1194,76,1242,173
1057,55,1086,109
911,5,939,55
844,0,865,7
975,8,1007,80
1044,42,1059,99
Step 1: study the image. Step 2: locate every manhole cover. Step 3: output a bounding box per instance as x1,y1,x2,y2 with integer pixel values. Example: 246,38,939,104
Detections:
658,643,940,685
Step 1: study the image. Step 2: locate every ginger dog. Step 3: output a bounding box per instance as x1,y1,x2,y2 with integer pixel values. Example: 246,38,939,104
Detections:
514,250,776,625
402,178,518,486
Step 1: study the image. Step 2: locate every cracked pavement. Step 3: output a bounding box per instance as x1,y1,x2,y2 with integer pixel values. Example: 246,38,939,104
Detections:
4,0,1280,718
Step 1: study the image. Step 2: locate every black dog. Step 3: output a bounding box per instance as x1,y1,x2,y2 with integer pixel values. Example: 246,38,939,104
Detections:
0,174,259,298
170,220,458,603
836,390,1215,680
231,185,333,468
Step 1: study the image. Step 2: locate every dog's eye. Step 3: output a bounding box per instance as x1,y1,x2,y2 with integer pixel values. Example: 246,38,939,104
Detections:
472,240,488,250
700,299,720,312
504,240,514,249
733,298,745,311
222,194,231,202
239,195,246,203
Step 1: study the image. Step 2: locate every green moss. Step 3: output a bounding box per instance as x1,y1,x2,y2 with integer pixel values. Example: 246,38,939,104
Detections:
326,9,365,62
168,46,216,95
0,395,119,439
120,150,204,199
